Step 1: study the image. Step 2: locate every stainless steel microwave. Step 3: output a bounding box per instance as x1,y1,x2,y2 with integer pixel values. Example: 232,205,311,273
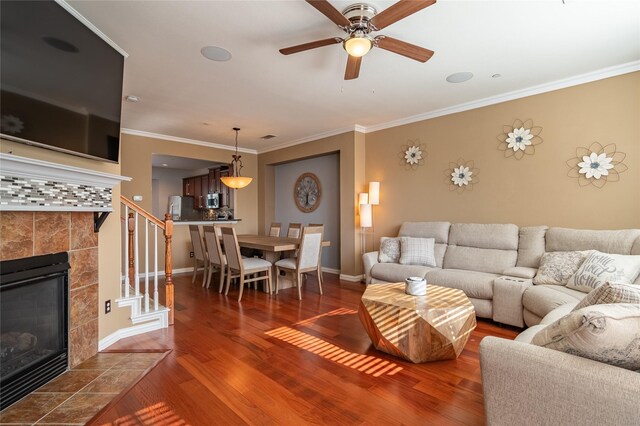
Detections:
206,193,220,209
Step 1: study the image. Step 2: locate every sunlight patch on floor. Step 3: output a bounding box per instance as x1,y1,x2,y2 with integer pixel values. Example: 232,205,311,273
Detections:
266,326,402,377
110,401,189,426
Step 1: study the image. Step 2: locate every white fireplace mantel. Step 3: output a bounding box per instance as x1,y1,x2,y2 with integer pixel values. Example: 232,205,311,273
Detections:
0,153,131,212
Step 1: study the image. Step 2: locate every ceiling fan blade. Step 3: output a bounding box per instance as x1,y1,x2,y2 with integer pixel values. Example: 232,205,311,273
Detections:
306,0,351,27
279,37,342,55
344,55,362,80
370,0,436,30
376,36,434,62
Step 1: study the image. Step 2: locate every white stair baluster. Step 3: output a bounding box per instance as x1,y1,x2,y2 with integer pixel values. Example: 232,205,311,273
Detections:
154,224,159,311
134,211,139,297
124,205,130,298
145,218,149,313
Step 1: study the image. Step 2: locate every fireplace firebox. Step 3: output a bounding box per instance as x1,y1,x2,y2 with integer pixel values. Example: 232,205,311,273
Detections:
0,252,69,410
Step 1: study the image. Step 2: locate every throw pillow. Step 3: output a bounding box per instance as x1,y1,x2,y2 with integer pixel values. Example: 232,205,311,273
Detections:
532,251,591,285
572,282,640,311
399,237,436,267
532,303,640,370
378,237,401,263
567,251,640,293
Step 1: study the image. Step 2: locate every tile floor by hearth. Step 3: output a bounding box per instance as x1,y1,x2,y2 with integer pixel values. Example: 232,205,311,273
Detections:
0,351,166,425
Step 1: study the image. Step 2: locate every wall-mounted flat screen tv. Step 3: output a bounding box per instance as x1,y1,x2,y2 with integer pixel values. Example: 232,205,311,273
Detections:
1,0,124,163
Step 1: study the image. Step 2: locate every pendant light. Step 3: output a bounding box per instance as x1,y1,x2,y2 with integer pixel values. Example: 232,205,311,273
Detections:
220,127,253,189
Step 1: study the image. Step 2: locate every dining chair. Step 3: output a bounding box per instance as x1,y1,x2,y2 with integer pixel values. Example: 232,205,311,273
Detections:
286,223,302,239
221,227,273,301
188,225,208,286
269,222,282,237
274,226,323,300
203,225,226,292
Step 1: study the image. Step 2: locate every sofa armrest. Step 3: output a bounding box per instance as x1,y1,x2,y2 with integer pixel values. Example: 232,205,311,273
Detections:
492,277,532,327
502,266,537,279
480,337,640,426
362,251,379,284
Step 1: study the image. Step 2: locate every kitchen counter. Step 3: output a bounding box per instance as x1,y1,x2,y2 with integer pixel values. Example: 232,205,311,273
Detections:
173,219,240,225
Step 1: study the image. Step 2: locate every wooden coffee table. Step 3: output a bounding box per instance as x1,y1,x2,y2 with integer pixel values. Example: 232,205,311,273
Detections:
358,283,476,363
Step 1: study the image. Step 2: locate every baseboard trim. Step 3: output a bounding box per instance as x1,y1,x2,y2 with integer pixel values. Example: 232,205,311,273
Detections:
321,267,340,275
98,318,167,351
340,273,364,282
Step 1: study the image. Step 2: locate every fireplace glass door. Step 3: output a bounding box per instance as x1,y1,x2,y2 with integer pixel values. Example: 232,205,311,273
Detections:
0,252,69,410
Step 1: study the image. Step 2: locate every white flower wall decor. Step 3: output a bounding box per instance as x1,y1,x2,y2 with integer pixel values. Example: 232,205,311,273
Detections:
444,159,479,193
497,119,543,160
399,140,426,170
566,142,627,188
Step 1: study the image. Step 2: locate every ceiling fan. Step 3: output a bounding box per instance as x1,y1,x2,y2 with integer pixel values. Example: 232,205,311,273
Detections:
279,0,436,80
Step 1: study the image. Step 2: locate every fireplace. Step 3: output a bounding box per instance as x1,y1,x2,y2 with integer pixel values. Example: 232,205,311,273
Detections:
0,252,69,410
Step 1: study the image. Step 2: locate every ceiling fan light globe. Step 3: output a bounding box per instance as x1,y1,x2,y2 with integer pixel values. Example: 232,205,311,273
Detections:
343,36,372,58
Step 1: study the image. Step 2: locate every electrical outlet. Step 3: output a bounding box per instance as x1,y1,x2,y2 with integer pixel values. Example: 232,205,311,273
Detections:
105,299,111,314
190,251,194,258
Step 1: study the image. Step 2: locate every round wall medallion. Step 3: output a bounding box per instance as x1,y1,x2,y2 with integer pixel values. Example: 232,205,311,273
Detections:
294,173,321,213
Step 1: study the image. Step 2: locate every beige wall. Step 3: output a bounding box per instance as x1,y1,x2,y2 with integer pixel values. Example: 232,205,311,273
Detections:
0,139,127,339
365,72,640,243
258,131,366,277
120,133,259,273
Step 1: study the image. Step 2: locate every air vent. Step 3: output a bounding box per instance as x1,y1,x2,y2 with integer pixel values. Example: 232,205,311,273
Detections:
260,134,277,140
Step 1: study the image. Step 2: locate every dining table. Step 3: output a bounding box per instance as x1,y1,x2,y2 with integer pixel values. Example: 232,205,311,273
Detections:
235,234,330,292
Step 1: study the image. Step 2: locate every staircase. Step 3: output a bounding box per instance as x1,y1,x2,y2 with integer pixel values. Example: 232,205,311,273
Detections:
116,196,174,334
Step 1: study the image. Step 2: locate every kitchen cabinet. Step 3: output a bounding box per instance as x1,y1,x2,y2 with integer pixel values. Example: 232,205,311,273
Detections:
183,165,234,210
183,177,195,196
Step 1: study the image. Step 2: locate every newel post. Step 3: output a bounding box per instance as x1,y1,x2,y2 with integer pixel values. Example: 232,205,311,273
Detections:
164,214,174,325
127,213,135,287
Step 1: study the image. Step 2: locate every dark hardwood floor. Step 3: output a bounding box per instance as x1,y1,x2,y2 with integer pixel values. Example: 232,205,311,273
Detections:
89,273,518,426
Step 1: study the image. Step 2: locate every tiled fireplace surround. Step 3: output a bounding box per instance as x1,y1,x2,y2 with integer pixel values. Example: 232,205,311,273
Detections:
0,211,99,367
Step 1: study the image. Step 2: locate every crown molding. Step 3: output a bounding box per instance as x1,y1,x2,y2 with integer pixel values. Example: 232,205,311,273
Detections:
55,0,128,58
121,128,258,154
363,60,640,134
258,125,362,154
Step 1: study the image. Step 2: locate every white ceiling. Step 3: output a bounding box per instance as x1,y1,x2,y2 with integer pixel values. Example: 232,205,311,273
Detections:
67,0,640,152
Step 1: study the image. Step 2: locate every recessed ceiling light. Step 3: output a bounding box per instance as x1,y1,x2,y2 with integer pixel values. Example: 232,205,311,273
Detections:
202,122,210,126
201,46,232,62
446,72,474,83
42,36,78,53
260,134,277,140
492,73,502,78
162,163,168,167
125,95,140,103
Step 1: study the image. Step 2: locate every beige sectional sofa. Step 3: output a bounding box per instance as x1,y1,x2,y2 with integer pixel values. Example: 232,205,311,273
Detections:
363,221,640,425
362,222,640,327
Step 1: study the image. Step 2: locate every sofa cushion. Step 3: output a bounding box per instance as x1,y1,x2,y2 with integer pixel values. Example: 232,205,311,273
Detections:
398,222,450,267
378,237,401,263
515,324,546,344
399,237,436,267
425,268,498,300
503,266,537,279
567,251,640,293
448,223,519,250
573,282,640,311
532,303,640,370
516,226,548,268
540,303,576,326
546,227,640,254
398,221,451,243
443,246,517,275
370,263,433,283
532,251,591,285
523,285,585,319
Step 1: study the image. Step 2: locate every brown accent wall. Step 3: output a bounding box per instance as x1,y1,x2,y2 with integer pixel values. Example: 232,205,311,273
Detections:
364,72,640,243
0,211,99,367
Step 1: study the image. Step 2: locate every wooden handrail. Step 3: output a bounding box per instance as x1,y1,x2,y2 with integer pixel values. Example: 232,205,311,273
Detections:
120,195,165,229
120,195,174,326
